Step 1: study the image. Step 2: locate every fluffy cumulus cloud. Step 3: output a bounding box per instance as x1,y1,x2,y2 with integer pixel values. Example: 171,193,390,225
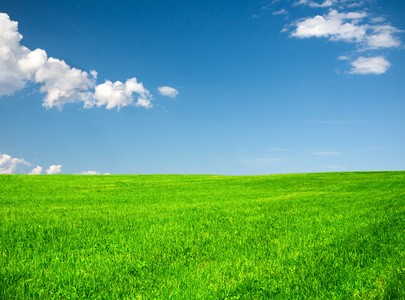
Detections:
90,78,152,110
46,165,62,175
29,165,43,175
350,56,391,75
272,1,403,74
35,57,96,109
0,152,110,175
0,13,43,95
292,10,368,42
157,86,179,98
0,153,29,174
0,12,153,110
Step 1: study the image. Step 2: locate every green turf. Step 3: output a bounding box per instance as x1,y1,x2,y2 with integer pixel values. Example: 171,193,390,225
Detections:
1,172,404,299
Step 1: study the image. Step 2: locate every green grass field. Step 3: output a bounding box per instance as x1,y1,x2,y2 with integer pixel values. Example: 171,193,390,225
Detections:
1,172,404,299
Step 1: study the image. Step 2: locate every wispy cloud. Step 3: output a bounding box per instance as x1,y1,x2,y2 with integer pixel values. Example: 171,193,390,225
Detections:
0,12,153,110
294,0,338,8
77,170,100,175
234,157,282,167
273,9,288,16
312,151,343,156
157,86,179,98
302,120,363,124
75,170,110,175
324,165,347,170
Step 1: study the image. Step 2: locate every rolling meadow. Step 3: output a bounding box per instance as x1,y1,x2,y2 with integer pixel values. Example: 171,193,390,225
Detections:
0,172,404,299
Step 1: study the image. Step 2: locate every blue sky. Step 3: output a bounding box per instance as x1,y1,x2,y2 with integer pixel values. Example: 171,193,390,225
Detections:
1,0,404,175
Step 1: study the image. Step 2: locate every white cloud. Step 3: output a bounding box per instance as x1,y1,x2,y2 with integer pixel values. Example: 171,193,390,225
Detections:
291,10,401,50
273,9,288,16
294,0,366,8
346,1,366,8
312,151,342,156
338,55,350,60
366,25,402,49
350,56,390,75
29,165,42,175
35,57,96,110
76,171,110,175
0,152,29,174
288,5,402,74
371,17,386,23
0,13,45,96
90,78,152,110
46,165,62,174
291,10,368,42
157,86,179,98
77,170,101,175
0,12,154,110
294,0,337,8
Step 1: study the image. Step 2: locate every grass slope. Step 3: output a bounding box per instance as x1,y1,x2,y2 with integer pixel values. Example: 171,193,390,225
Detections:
0,172,404,299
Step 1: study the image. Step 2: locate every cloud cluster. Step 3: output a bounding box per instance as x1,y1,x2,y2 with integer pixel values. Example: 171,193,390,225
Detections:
292,10,401,50
0,152,113,175
0,152,62,175
0,153,29,174
272,1,403,74
0,13,177,110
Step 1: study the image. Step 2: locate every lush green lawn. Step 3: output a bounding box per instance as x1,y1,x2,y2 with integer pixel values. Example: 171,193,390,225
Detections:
0,172,404,299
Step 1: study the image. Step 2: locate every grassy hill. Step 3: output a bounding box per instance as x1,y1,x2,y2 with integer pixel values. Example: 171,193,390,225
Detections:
1,172,404,299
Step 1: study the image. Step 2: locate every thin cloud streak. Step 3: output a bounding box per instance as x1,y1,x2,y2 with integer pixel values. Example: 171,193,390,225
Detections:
312,152,343,156
302,120,363,124
157,86,179,98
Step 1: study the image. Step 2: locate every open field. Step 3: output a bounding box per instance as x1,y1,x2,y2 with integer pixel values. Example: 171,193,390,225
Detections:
0,172,404,299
